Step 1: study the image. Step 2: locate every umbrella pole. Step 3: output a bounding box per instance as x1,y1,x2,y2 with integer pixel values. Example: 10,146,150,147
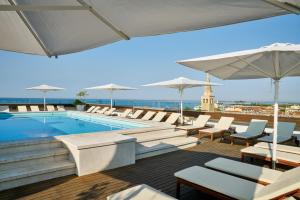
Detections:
110,91,113,109
272,80,279,169
43,93,46,111
180,89,183,124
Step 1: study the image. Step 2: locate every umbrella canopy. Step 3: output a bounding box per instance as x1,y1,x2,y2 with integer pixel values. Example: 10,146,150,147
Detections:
26,84,64,111
0,0,297,57
177,43,300,168
143,77,221,123
85,84,136,108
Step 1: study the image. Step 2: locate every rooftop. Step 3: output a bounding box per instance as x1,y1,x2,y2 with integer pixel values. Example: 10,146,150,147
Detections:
0,139,244,200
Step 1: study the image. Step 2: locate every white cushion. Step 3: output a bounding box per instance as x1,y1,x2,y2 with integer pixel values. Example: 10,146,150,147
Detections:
241,147,300,163
231,119,267,139
193,115,210,127
255,142,300,155
214,117,234,130
175,166,264,200
0,106,9,112
205,157,282,184
107,184,176,200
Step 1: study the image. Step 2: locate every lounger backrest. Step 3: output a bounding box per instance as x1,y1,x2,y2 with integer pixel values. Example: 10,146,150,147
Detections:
47,105,55,111
152,112,167,122
0,106,9,112
254,167,300,200
91,106,101,113
86,106,95,113
30,105,40,112
165,113,180,124
98,107,109,114
214,117,234,130
142,111,156,120
17,105,27,112
120,109,132,118
246,119,268,136
194,115,211,127
105,108,116,115
57,105,65,111
277,122,296,137
131,110,143,119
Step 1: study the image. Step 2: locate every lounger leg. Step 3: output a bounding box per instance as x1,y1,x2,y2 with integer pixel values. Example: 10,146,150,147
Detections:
241,153,244,162
210,134,214,141
230,138,234,145
176,180,181,199
246,141,250,147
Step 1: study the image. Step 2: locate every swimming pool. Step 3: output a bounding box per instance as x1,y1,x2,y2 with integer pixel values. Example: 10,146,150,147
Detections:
0,112,148,142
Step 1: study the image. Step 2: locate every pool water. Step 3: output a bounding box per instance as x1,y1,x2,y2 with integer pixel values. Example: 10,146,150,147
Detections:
0,112,147,142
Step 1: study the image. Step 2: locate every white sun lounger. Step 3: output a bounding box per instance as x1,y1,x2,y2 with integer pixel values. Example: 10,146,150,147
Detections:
107,184,176,200
104,108,116,116
17,105,27,112
199,117,234,141
97,107,109,114
141,111,156,120
230,119,268,146
176,115,210,133
91,106,101,113
175,166,300,200
0,106,9,112
257,122,296,144
130,110,144,119
120,109,132,118
205,157,283,185
57,105,66,111
241,146,300,167
46,105,55,112
30,105,40,112
86,106,96,113
152,111,167,122
254,142,300,155
165,113,180,125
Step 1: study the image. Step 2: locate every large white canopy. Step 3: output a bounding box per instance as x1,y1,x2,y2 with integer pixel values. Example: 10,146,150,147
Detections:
177,43,300,169
143,77,221,123
26,84,64,111
85,83,136,108
0,0,298,57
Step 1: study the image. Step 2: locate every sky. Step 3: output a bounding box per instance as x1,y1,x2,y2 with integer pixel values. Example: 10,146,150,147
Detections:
0,14,300,102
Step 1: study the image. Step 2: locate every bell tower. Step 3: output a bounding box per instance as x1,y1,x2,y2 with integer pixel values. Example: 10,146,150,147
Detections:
201,73,215,112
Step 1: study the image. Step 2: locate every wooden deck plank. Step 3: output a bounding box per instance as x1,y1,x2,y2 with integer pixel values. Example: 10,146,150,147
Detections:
0,140,244,200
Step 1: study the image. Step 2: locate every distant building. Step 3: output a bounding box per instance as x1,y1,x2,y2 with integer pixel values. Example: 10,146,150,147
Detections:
201,73,215,112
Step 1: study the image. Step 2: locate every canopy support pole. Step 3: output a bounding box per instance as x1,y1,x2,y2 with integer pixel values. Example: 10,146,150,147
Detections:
8,0,51,57
77,0,130,40
43,93,46,111
110,90,113,109
179,89,184,124
264,0,300,14
272,79,279,169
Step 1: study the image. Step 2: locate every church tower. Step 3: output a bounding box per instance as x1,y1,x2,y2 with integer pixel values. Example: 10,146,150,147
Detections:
201,73,215,112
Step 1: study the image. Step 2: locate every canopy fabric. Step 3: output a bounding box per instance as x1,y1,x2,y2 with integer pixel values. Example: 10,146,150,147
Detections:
85,83,136,91
177,43,300,80
0,0,295,57
143,77,221,124
177,43,300,169
143,77,221,91
26,84,64,92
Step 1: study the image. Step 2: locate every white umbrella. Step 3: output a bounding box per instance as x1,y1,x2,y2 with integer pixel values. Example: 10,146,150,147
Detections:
0,1,297,57
143,77,221,124
177,43,300,168
85,83,136,109
26,84,65,111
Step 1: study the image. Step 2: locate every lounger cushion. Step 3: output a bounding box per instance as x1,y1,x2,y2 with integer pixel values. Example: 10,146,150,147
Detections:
176,125,204,131
107,184,176,200
30,106,40,112
241,147,300,164
0,106,9,112
231,119,267,139
193,115,210,127
257,135,291,143
205,157,282,184
165,113,180,124
142,111,156,120
175,166,264,200
199,127,221,133
131,110,143,119
152,112,167,122
253,167,300,200
86,106,95,112
214,117,234,130
255,142,300,155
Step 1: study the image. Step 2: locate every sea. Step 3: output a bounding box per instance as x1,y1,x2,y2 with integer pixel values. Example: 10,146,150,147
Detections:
0,98,297,110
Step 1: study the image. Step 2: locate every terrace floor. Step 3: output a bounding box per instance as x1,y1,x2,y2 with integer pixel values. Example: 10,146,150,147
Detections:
0,139,246,200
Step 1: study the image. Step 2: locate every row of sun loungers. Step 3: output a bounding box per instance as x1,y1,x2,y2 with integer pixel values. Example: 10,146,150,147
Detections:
0,105,66,112
109,155,300,199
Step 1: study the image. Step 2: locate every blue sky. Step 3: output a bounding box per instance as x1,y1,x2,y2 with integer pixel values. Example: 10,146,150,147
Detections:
0,14,300,102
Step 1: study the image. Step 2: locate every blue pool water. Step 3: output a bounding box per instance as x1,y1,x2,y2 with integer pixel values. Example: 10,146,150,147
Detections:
0,112,147,142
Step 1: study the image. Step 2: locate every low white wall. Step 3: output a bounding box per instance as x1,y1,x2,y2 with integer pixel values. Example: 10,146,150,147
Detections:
56,132,136,176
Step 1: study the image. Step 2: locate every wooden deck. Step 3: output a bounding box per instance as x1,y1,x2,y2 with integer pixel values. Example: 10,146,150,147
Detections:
0,139,244,200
